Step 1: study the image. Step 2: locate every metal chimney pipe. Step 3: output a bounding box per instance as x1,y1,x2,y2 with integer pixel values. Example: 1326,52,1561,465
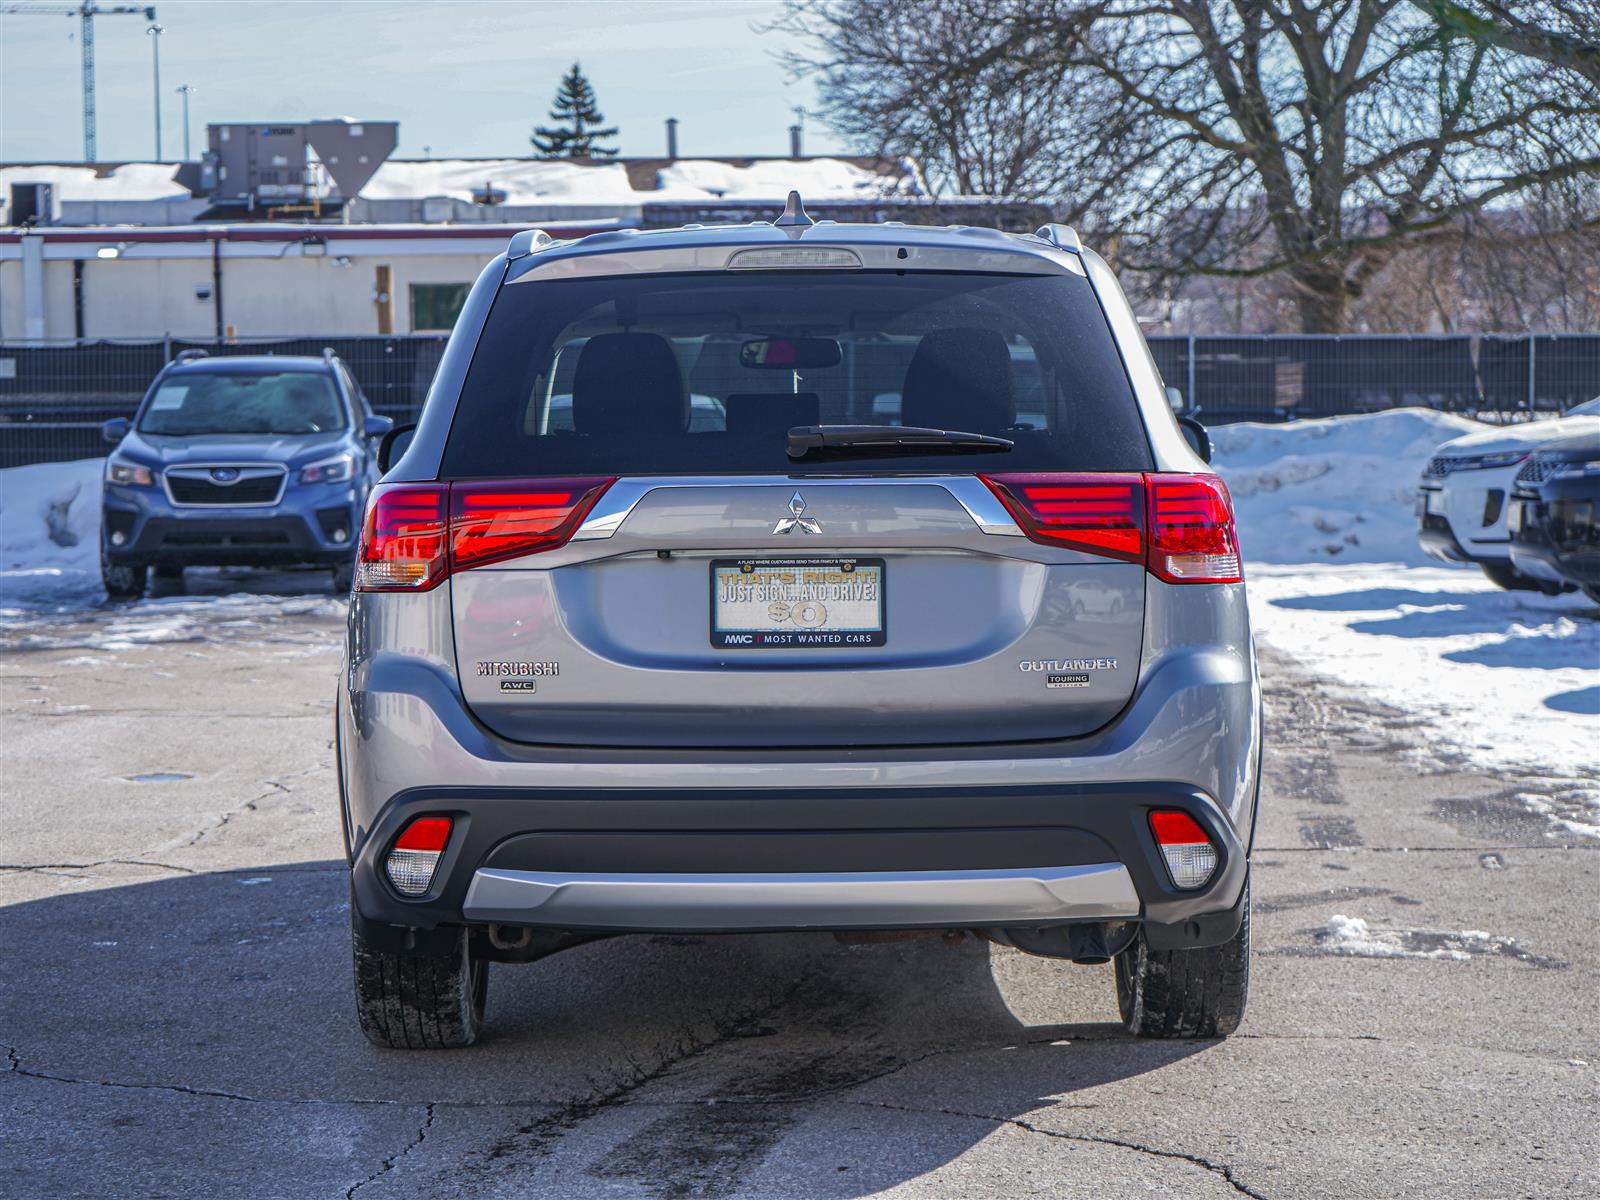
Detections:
788,123,802,159
666,117,679,161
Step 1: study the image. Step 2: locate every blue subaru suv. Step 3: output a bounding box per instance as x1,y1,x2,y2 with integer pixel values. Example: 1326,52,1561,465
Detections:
99,351,392,598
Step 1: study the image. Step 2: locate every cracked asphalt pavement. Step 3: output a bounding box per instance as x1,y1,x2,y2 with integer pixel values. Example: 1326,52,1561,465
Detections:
1,576,1596,1199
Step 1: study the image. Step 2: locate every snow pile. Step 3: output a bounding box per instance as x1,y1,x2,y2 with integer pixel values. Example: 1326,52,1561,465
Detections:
0,162,192,203
1211,408,1485,565
1211,410,1599,799
0,458,102,603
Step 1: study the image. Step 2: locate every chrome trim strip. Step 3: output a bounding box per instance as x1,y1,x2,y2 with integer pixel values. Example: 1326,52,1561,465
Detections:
161,463,288,509
573,474,1023,540
462,863,1140,930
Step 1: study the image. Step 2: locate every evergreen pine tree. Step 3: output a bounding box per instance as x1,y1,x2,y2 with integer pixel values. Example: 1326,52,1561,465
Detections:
531,63,620,158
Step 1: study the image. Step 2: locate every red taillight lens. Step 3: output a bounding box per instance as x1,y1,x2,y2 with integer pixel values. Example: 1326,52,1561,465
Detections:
450,477,614,571
394,816,453,852
1149,810,1209,846
980,473,1145,562
981,471,1241,584
355,484,448,591
355,477,614,591
1145,474,1241,584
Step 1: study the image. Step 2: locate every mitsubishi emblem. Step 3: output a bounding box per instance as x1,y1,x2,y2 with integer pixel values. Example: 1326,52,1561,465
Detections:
773,490,822,534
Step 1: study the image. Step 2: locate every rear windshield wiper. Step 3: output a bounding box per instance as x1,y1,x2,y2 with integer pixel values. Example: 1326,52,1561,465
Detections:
786,424,1014,460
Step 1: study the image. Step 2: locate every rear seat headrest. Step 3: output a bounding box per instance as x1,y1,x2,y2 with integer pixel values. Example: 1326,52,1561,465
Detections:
901,327,1015,433
572,332,687,437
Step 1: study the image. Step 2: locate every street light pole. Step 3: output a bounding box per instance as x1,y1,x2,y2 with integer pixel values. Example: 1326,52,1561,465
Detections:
175,83,193,159
147,22,163,158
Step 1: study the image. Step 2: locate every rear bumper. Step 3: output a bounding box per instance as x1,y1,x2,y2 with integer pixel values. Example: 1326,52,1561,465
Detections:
347,780,1252,948
462,863,1141,929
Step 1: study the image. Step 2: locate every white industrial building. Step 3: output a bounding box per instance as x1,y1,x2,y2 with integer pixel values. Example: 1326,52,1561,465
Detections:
0,120,1049,340
0,221,606,341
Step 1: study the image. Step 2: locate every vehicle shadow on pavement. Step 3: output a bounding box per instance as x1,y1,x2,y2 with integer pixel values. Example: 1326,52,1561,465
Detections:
0,861,1213,1197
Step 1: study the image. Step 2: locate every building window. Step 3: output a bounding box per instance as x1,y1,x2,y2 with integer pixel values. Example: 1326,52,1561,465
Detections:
410,283,470,332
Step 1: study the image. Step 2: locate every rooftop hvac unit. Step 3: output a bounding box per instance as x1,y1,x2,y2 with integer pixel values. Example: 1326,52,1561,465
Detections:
307,119,399,199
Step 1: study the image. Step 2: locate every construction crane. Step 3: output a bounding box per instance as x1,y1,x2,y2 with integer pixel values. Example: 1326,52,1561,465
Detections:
1,3,157,161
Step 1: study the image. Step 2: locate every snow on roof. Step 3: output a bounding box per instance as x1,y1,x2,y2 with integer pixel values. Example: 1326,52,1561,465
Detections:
361,158,641,204
360,156,910,204
652,157,910,200
0,163,191,202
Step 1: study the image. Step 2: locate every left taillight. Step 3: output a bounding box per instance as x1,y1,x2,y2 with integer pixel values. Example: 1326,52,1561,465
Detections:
355,484,448,592
355,477,614,592
385,816,453,896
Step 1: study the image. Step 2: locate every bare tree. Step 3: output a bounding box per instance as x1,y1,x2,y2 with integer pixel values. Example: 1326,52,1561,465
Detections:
772,1,1140,219
1409,1,1600,87
783,1,1600,333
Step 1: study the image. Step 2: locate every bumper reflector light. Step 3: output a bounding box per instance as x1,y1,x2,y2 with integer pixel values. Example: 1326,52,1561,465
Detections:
385,816,453,896
1149,810,1218,889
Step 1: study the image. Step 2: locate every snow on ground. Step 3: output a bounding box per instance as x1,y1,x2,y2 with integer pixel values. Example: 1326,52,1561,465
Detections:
1311,915,1555,965
1212,409,1600,833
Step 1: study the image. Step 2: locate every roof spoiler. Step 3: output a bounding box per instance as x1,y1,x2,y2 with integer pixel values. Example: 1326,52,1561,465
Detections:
1035,223,1082,254
174,349,208,363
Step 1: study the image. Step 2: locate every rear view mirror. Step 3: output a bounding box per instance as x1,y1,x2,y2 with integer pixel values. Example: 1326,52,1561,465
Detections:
377,423,416,474
101,417,131,444
1165,386,1187,413
739,337,842,370
364,414,395,439
1177,416,1212,464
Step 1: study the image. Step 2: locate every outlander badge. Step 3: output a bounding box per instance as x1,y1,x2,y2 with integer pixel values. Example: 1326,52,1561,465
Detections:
773,491,823,535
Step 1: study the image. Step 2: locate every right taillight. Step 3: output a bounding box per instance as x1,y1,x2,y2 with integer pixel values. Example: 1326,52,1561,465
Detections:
981,471,1241,584
355,477,615,592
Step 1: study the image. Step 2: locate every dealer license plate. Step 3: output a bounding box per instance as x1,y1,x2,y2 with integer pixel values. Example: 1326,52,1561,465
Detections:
711,558,886,648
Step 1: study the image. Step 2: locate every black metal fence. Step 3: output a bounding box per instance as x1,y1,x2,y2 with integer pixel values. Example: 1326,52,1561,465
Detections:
1,332,1596,468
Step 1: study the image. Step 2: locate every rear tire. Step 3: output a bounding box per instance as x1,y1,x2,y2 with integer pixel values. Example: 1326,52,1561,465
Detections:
101,549,147,601
1480,562,1524,591
1584,585,1600,605
1116,875,1250,1038
352,921,487,1049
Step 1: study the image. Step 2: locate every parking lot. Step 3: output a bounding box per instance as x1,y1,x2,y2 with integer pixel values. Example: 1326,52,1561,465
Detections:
2,574,1595,1200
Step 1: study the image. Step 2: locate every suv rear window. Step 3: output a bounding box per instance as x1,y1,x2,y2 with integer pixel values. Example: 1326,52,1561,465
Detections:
441,270,1151,477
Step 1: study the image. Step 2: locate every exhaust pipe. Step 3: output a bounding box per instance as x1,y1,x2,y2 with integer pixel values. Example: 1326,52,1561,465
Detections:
488,923,534,951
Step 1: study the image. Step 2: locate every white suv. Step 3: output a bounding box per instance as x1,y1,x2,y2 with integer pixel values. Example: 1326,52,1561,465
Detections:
1417,397,1600,590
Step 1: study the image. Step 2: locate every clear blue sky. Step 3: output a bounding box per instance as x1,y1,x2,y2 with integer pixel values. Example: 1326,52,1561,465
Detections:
0,0,847,162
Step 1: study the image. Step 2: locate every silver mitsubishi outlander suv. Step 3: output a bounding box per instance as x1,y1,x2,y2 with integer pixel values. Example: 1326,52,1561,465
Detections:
339,195,1260,1048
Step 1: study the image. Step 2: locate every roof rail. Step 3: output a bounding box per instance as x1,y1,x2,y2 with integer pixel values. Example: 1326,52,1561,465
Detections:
1035,223,1082,254
506,229,555,261
174,349,208,363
